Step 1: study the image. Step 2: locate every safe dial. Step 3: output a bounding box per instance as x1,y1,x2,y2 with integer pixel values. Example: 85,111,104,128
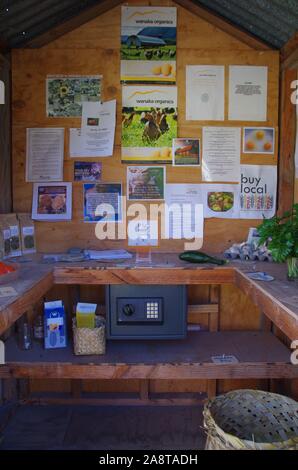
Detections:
122,304,135,316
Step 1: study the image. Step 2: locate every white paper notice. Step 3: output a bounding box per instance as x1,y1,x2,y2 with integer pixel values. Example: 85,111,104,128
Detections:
81,100,116,157
186,65,225,121
164,184,203,247
240,165,277,219
202,184,240,219
202,127,241,182
69,128,82,158
26,128,64,182
229,66,268,121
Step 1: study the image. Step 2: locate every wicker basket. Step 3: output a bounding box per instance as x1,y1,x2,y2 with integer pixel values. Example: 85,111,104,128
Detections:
72,316,105,355
203,389,298,450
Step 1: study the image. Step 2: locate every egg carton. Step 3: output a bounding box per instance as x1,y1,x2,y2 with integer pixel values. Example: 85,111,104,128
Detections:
224,242,273,262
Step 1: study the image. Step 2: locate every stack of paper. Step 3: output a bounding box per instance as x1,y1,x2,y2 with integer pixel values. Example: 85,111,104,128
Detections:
84,249,132,260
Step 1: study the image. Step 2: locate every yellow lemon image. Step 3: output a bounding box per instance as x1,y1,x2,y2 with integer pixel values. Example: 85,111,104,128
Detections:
255,130,265,140
160,147,171,159
151,150,161,159
161,63,172,76
152,66,162,75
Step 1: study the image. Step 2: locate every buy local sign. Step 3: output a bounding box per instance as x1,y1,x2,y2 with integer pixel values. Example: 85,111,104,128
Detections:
240,164,277,219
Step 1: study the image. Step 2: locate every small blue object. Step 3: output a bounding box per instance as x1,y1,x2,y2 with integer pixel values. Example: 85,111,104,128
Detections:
246,272,274,282
44,300,67,349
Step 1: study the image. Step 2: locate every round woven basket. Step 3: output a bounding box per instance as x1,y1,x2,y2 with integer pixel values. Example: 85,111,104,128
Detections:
203,389,298,450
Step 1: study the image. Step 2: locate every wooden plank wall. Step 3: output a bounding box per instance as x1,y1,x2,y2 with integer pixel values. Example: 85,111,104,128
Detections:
10,0,279,396
11,0,279,254
0,53,11,213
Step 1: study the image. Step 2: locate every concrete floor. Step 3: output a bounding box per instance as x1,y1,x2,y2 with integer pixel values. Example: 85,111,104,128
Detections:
0,403,206,450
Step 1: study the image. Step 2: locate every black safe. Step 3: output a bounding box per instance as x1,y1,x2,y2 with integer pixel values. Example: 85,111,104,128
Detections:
106,285,187,339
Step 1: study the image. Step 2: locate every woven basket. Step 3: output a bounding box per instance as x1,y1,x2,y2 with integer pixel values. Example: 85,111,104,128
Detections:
203,389,298,450
72,316,105,355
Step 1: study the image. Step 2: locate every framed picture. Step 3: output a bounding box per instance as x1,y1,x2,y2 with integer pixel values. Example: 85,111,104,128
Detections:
243,128,275,154
32,182,72,221
127,166,165,200
83,183,122,223
172,138,200,166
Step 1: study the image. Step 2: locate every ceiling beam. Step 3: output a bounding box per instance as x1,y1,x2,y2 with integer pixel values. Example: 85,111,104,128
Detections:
174,0,273,50
23,0,124,48
281,32,298,69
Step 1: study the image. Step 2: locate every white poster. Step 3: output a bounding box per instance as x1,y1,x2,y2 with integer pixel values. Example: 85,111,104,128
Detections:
186,65,225,121
69,128,108,158
240,165,277,219
202,127,241,182
202,184,240,219
81,99,116,157
121,6,176,84
164,184,203,242
26,128,64,182
229,66,268,121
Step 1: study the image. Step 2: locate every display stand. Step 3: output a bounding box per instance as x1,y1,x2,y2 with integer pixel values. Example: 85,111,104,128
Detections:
135,247,152,266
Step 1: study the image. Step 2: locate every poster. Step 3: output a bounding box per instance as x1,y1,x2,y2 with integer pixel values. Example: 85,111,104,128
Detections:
128,220,158,246
46,75,101,117
122,85,177,163
164,184,203,240
127,166,165,200
172,138,200,166
81,100,116,157
186,65,225,121
74,162,102,181
202,184,240,219
243,128,275,154
121,6,176,84
202,127,241,182
83,183,122,222
26,128,64,182
32,183,72,221
229,66,268,121
240,165,277,219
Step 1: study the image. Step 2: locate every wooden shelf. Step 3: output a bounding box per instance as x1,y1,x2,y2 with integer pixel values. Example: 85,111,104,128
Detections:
1,331,297,381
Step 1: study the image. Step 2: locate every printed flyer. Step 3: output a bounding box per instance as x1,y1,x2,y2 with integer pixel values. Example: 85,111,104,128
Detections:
122,85,177,163
46,75,102,117
127,166,165,200
74,162,102,182
83,183,122,223
121,6,176,84
240,165,277,219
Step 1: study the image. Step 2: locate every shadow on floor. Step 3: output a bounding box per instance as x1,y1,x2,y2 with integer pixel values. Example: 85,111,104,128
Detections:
0,403,206,450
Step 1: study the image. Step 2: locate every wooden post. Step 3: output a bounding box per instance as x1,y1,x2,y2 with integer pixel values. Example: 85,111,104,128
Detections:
0,52,11,213
207,285,220,398
278,68,296,215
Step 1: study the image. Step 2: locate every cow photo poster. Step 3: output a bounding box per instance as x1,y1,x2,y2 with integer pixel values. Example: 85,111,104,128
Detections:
121,6,176,84
122,85,177,164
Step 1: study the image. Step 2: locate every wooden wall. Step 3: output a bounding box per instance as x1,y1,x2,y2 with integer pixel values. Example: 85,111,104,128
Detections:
10,0,282,396
0,53,11,213
11,0,280,253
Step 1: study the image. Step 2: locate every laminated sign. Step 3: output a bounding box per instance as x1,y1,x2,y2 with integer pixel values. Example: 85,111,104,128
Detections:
121,6,176,84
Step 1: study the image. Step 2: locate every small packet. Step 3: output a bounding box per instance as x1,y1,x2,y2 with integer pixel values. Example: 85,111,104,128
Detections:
4,214,22,257
0,217,11,259
17,213,36,255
